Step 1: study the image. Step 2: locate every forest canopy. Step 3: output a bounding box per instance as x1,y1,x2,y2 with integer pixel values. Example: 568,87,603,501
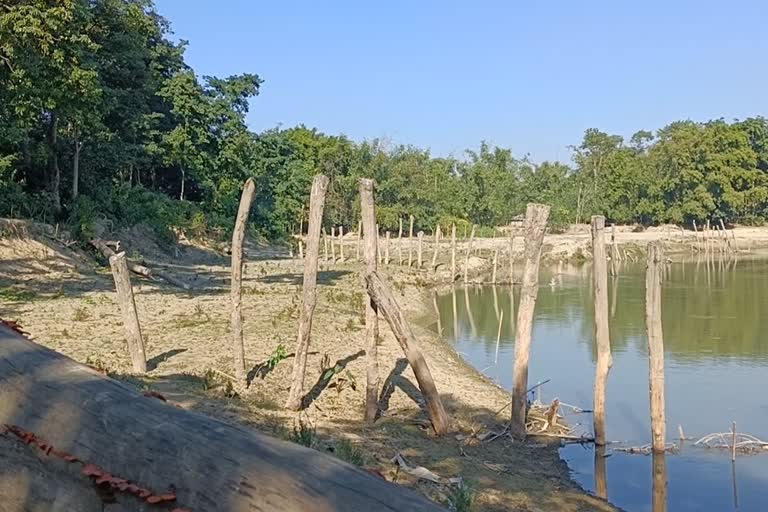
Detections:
2,0,768,242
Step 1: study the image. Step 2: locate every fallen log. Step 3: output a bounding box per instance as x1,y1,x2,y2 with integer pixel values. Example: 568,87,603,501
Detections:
90,238,190,290
0,324,444,512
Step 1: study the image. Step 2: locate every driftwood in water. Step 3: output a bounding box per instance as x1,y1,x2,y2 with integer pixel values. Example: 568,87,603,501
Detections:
0,325,443,512
510,204,550,438
364,272,449,435
108,252,147,373
359,178,380,424
230,177,256,385
90,238,189,290
286,175,329,410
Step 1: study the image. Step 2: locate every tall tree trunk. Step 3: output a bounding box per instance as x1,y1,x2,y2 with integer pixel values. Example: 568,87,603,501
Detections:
72,132,82,201
179,164,186,201
48,113,61,215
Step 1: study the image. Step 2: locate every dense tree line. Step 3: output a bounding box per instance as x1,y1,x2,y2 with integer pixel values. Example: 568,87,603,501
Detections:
2,1,768,243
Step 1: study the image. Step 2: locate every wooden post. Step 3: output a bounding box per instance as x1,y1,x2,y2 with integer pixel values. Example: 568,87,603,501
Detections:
451,224,457,280
407,215,414,267
230,178,256,385
356,220,362,261
463,225,476,284
385,231,390,265
359,179,380,424
298,240,304,259
431,224,441,270
646,241,666,452
286,175,329,410
652,452,668,512
108,252,147,374
494,309,504,365
492,247,499,284
594,445,608,500
612,224,621,262
591,216,613,446
338,225,344,262
398,217,403,266
322,227,328,262
330,226,336,262
364,272,449,435
510,204,550,438
376,224,382,264
417,231,424,268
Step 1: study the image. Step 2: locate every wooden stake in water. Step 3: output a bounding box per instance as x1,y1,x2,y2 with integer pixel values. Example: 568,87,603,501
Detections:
652,452,668,512
464,225,476,285
451,224,457,280
510,204,550,438
494,309,505,365
591,216,613,446
731,421,737,461
645,242,666,452
492,247,499,284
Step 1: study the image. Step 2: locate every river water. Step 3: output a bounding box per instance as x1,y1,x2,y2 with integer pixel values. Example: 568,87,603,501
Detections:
435,257,768,512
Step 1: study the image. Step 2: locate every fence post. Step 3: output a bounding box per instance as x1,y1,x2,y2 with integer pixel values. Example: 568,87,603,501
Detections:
646,242,666,452
230,177,256,385
359,179,380,423
109,252,147,374
591,216,613,445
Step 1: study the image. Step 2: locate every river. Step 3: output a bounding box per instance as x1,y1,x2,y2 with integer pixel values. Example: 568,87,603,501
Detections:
435,256,768,512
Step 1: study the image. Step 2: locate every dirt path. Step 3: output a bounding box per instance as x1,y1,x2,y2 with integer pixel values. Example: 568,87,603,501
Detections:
0,221,678,511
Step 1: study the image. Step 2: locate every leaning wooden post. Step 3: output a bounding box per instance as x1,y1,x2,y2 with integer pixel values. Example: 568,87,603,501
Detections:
365,271,449,435
338,225,345,262
463,225,476,284
398,217,404,266
359,179,380,423
591,216,613,446
417,231,424,268
646,241,666,452
286,175,329,410
322,227,329,262
384,231,391,265
451,224,457,280
108,252,147,374
431,224,441,270
230,178,256,385
330,225,336,262
510,204,550,438
492,247,499,284
407,215,415,267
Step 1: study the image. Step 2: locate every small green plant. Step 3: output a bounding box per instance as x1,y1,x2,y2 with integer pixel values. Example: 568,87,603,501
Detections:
333,439,365,466
265,343,288,370
290,417,316,448
72,306,90,321
447,481,475,512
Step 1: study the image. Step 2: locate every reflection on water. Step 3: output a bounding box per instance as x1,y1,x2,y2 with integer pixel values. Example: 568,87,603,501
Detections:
436,257,768,512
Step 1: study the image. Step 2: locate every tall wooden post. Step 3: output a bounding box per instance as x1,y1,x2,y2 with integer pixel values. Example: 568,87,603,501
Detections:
364,272,449,435
591,216,613,445
463,225,476,284
451,224,457,280
108,252,147,374
330,226,336,262
398,217,403,266
431,224,441,270
338,225,344,262
322,227,328,262
230,178,256,385
407,215,414,267
510,204,550,438
492,247,499,284
286,175,329,410
646,242,666,452
359,179,379,423
417,231,424,268
385,231,390,265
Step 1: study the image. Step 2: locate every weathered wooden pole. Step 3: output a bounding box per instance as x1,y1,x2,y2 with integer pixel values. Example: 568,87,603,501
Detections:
510,204,550,438
108,252,147,374
594,445,608,500
652,452,668,512
322,227,329,262
408,215,414,267
339,225,345,262
286,175,329,410
230,177,256,385
463,225,476,284
591,216,613,446
398,217,403,266
646,241,666,452
384,231,390,264
492,247,499,284
359,179,380,424
364,272,449,435
356,220,362,261
376,224,382,264
330,226,336,262
451,224,457,279
417,231,424,268
431,224,441,270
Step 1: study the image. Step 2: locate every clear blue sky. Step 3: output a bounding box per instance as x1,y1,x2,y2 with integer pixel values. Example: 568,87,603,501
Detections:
155,0,766,163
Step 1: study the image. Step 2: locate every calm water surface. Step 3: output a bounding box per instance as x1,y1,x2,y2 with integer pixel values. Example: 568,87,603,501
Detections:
435,257,768,512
